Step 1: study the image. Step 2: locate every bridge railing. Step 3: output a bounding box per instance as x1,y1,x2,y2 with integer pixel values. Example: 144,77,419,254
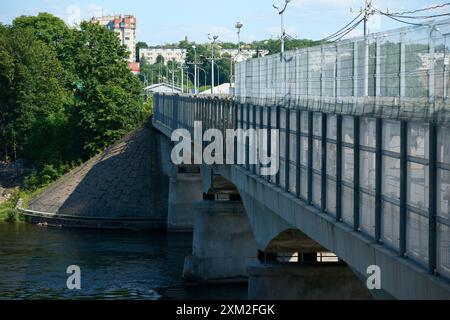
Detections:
153,92,450,284
236,18,450,122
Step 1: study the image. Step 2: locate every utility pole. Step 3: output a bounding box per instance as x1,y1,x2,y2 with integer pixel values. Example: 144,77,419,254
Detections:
236,21,243,53
172,70,175,93
180,66,184,93
233,21,244,88
208,34,219,94
362,0,375,97
273,0,291,59
193,46,197,94
363,0,372,37
188,45,200,94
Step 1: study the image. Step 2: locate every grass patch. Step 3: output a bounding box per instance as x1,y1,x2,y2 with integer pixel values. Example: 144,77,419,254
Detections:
0,194,21,223
0,189,37,223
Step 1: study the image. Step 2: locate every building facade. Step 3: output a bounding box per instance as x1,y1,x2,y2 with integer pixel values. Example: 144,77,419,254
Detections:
140,48,187,65
91,15,137,63
219,49,269,62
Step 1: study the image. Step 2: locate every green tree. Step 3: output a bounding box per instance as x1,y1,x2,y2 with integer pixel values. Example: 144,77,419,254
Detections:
0,25,73,164
136,41,148,62
71,21,144,156
0,13,148,188
156,54,165,65
12,13,77,73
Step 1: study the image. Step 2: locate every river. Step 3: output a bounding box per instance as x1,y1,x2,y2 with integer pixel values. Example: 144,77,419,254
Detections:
0,223,247,300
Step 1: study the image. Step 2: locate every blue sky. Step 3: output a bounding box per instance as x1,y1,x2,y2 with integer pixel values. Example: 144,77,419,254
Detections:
0,0,446,45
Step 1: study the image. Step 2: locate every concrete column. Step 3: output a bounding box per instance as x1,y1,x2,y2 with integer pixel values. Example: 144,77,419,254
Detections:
167,169,203,232
183,200,258,283
248,262,373,300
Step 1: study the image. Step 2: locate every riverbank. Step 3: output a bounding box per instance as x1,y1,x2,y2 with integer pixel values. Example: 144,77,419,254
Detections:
0,189,34,223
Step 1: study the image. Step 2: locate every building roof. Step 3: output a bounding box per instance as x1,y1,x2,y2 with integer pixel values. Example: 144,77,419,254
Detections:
199,83,232,95
144,83,182,94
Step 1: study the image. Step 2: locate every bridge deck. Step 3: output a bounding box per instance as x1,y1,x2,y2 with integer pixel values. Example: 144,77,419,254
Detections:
153,92,450,299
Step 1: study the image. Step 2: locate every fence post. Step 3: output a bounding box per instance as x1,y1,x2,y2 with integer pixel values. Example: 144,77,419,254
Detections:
336,114,343,222
353,116,360,230
296,109,301,199
399,120,408,256
307,111,313,204
321,113,328,212
285,107,290,192
428,122,437,274
375,118,383,242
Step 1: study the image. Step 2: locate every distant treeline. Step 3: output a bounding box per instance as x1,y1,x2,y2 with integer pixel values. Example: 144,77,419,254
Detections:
0,13,150,187
137,38,319,88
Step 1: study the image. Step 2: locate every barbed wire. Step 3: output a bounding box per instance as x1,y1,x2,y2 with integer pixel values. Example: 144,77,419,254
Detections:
385,3,450,16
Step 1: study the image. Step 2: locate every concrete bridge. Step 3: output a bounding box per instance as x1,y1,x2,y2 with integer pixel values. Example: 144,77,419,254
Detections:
152,19,450,300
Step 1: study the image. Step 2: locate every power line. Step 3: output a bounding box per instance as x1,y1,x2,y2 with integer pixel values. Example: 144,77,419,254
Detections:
385,12,450,20
320,12,363,41
379,12,425,26
333,18,365,41
386,3,450,16
373,3,450,27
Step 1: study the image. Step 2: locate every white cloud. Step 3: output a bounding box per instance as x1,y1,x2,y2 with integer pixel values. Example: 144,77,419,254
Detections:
344,28,363,39
207,26,235,41
66,5,81,26
290,0,358,8
87,4,105,18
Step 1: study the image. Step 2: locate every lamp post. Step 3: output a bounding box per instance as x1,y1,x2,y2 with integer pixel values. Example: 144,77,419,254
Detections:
198,67,207,92
186,70,195,93
232,21,244,87
177,64,186,93
273,0,291,56
235,21,243,53
216,63,220,87
208,33,219,94
192,45,198,94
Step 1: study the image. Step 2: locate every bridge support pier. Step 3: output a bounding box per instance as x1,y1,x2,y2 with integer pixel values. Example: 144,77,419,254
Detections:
183,199,258,283
167,165,203,232
247,261,372,300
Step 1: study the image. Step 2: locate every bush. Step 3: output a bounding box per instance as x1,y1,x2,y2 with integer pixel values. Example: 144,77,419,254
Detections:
4,209,17,223
24,164,73,191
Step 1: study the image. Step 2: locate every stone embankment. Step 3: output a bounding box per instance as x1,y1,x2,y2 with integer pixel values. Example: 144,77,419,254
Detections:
22,125,169,230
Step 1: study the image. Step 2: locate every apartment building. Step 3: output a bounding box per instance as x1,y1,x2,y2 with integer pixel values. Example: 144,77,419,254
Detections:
91,15,137,63
139,48,187,65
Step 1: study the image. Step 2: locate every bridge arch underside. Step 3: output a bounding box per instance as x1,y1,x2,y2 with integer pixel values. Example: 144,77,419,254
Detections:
211,164,450,300
201,169,378,299
201,166,302,252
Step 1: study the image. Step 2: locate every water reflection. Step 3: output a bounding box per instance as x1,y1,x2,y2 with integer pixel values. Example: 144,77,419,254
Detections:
0,223,247,300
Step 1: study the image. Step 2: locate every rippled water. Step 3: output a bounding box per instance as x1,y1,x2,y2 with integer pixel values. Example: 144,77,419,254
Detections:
0,223,247,300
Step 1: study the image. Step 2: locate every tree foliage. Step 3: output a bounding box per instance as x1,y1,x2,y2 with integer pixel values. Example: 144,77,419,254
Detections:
0,14,146,183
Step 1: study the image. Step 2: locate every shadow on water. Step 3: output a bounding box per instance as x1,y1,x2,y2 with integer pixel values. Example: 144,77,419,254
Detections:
0,223,247,300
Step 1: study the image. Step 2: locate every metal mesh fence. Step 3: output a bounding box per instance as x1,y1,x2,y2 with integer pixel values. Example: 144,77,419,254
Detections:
235,18,450,123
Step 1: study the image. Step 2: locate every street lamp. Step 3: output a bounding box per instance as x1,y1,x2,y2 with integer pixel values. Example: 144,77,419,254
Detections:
198,67,207,92
192,45,198,94
273,0,291,56
235,21,243,53
177,64,187,93
186,70,195,93
208,33,219,94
